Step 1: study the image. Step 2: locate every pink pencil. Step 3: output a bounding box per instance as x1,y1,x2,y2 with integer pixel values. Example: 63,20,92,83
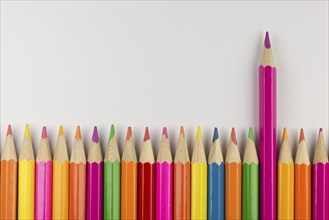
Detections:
156,127,173,220
35,127,52,219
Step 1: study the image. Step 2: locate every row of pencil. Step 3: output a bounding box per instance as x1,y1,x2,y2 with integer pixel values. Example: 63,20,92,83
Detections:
0,124,326,219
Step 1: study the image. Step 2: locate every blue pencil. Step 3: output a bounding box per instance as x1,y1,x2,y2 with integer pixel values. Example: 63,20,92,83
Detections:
208,127,225,220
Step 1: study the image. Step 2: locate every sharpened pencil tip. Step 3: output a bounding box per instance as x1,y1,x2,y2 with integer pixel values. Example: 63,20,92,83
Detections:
162,127,168,138
75,126,81,139
212,127,219,142
126,127,132,140
24,124,30,138
196,126,202,141
299,128,305,143
42,126,47,138
231,128,237,145
319,128,323,133
265,31,271,48
283,127,288,141
92,126,99,143
179,126,185,137
59,125,64,136
144,127,150,141
248,127,254,141
7,124,12,136
109,124,115,140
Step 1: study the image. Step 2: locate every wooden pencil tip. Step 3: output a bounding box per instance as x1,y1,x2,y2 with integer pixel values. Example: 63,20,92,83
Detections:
196,126,202,141
126,126,132,140
265,31,271,48
144,127,150,141
58,125,64,136
299,128,305,143
75,126,81,139
179,126,185,137
231,128,237,145
283,127,288,141
7,124,12,136
162,127,168,138
212,127,219,142
109,124,115,140
248,127,254,141
24,124,30,138
41,126,47,138
92,126,99,142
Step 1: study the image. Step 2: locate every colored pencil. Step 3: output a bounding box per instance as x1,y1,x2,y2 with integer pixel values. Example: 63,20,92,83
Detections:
278,128,294,219
0,125,17,219
242,127,259,219
295,128,311,220
138,127,155,220
18,124,35,219
208,127,224,220
225,128,241,220
87,126,104,220
173,126,190,220
35,127,52,219
312,128,329,219
191,126,207,219
52,125,69,219
121,127,138,220
104,124,121,219
156,127,173,220
69,126,87,220
259,31,277,219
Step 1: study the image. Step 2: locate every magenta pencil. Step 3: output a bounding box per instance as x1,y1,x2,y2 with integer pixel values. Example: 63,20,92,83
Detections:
35,127,52,219
156,127,173,220
259,32,277,219
312,128,329,219
87,126,104,220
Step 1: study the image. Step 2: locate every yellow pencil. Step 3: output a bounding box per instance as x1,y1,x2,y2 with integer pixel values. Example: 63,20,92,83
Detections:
18,124,35,220
278,128,294,219
52,125,69,219
191,126,207,219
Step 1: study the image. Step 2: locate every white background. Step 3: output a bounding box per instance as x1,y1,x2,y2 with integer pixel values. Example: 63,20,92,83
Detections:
1,1,328,160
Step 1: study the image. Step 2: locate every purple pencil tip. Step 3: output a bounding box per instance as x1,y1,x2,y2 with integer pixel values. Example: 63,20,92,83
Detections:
319,128,323,133
264,31,271,49
41,126,47,138
92,126,99,142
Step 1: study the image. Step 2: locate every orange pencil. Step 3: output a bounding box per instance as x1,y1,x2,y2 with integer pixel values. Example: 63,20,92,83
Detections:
121,127,138,220
69,126,86,219
225,128,242,220
0,125,18,219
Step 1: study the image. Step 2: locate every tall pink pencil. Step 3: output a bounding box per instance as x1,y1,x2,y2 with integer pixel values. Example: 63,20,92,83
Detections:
156,127,173,220
35,127,52,219
259,31,277,219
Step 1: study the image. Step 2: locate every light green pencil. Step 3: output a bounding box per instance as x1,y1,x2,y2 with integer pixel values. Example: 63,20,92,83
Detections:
104,124,121,219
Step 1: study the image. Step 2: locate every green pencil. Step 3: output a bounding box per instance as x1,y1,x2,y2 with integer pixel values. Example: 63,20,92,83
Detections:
242,128,259,219
104,124,121,219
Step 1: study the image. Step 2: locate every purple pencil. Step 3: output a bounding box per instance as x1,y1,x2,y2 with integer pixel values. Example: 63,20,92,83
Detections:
35,127,52,219
259,31,277,219
312,128,329,219
87,126,104,220
156,127,173,220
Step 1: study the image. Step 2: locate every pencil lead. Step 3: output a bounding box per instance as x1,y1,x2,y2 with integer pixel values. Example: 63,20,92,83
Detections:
299,128,305,143
231,128,237,145
248,127,254,141
7,124,12,136
212,127,219,143
59,125,64,136
24,124,30,138
75,126,81,139
42,126,47,138
264,31,271,49
179,126,185,137
283,127,288,141
162,127,168,138
109,124,115,140
144,127,150,141
126,126,132,141
319,128,323,133
196,126,202,141
92,126,99,143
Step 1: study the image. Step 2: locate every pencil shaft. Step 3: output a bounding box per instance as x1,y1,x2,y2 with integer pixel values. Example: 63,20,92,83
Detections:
191,162,207,219
225,162,242,220
312,163,329,219
208,162,224,220
242,163,259,219
35,161,52,219
52,160,69,219
87,162,104,220
69,163,86,220
156,162,173,220
138,162,155,220
295,164,311,220
104,160,121,219
259,65,277,219
278,163,294,219
18,160,35,219
173,162,190,220
0,160,17,219
121,160,137,220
